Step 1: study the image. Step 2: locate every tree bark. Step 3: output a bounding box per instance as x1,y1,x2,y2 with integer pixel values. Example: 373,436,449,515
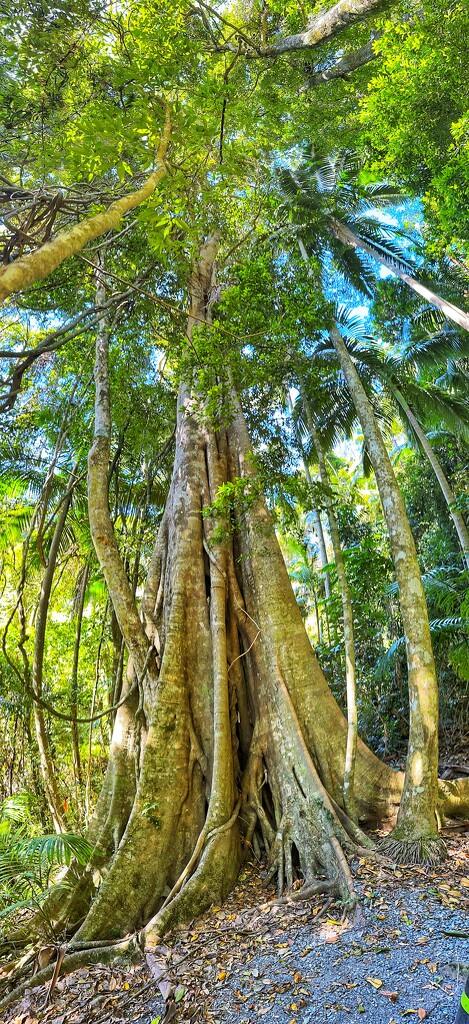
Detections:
300,35,380,91
331,218,469,335
328,323,445,862
255,0,389,56
32,467,79,833
287,393,331,599
70,562,90,790
393,388,469,571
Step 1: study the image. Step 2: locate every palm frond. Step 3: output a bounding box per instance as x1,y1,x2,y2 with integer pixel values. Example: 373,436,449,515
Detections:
10,833,93,867
361,181,406,209
401,327,469,369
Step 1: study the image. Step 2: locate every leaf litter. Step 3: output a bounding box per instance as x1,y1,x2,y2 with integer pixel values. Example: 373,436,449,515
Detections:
2,831,468,1024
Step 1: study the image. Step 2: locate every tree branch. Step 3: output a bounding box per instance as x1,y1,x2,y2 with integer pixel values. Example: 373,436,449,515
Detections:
300,34,381,90
0,104,171,302
212,0,391,57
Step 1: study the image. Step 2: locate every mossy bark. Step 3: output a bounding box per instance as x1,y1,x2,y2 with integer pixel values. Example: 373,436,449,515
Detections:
328,324,445,862
0,108,170,303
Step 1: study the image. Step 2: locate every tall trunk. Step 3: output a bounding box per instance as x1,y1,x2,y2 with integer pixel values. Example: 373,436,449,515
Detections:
301,392,358,824
393,388,469,571
330,218,469,335
287,393,331,598
32,467,78,833
70,562,90,790
328,323,445,862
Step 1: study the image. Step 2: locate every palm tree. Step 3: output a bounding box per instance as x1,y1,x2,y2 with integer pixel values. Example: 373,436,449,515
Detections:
280,152,469,333
326,321,444,862
316,320,469,570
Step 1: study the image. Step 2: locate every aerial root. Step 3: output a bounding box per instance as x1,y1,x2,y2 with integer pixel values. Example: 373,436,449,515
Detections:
262,822,291,896
377,834,448,866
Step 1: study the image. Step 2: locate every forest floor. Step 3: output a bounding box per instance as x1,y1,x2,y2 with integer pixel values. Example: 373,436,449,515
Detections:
3,828,469,1024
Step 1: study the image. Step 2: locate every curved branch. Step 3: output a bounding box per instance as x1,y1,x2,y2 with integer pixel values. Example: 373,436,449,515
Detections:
0,105,171,302
87,257,156,682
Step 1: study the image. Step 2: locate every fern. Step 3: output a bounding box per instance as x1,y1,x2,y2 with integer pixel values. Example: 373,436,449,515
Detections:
0,796,92,927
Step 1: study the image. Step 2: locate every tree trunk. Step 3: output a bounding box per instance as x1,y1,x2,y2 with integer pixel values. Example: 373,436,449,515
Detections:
32,467,79,834
70,562,90,791
328,323,446,862
393,388,469,571
301,393,358,824
330,218,469,335
287,393,331,599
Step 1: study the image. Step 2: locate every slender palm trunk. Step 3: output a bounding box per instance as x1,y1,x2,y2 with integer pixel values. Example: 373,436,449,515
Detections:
393,389,469,571
70,562,90,790
300,393,358,822
32,467,78,833
287,393,331,598
330,218,469,334
328,323,445,861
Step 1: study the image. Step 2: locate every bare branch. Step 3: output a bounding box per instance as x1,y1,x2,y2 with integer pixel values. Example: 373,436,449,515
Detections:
300,34,381,90
208,0,391,58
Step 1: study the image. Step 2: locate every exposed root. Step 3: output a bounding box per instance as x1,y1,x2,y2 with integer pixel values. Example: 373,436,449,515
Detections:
143,822,242,945
288,881,332,902
329,795,375,850
378,834,448,866
0,938,140,1013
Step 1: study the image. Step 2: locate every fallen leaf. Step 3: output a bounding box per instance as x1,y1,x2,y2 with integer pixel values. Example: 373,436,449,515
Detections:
366,976,383,989
158,979,172,1001
145,952,168,983
418,1010,427,1021
381,991,399,1002
36,946,56,970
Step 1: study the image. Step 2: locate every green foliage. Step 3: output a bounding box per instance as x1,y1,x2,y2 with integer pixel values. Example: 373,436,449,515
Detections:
0,0,468,836
0,796,92,926
202,472,264,542
360,0,469,255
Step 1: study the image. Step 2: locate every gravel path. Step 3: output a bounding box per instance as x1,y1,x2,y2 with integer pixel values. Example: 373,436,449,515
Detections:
4,835,469,1024
205,886,467,1023
135,838,469,1024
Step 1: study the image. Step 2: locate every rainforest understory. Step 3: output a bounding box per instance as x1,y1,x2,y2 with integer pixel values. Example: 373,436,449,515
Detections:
1,0,469,1012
